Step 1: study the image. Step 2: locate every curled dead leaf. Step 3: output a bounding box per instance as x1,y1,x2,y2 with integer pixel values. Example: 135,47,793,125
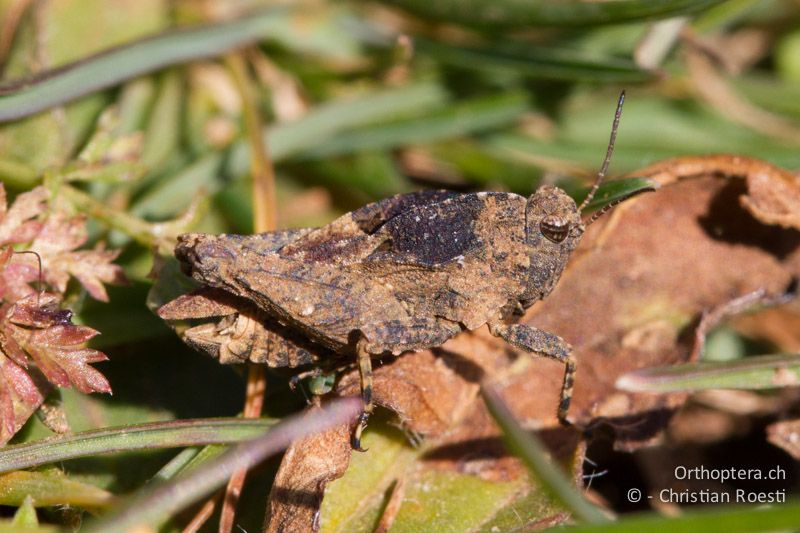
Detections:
265,412,351,533
636,154,800,230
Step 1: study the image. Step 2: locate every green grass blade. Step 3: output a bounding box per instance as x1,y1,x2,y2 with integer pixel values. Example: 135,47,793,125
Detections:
159,88,520,220
149,447,203,483
481,386,608,524
0,524,57,533
378,0,727,28
84,398,361,532
227,80,449,174
0,418,276,474
0,471,115,509
11,495,38,526
417,38,650,83
303,92,529,159
0,157,39,189
132,81,450,219
580,177,659,211
616,354,800,393
562,502,800,533
0,7,290,122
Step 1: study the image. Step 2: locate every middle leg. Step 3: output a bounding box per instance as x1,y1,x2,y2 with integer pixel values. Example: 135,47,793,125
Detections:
488,321,576,424
351,317,462,450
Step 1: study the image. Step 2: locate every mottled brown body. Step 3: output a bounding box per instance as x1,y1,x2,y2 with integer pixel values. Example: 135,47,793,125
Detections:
159,92,640,451
166,187,582,353
160,186,584,448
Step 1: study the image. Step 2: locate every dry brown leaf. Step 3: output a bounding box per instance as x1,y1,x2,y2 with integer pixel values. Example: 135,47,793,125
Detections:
265,414,351,533
267,155,800,527
336,329,506,436
519,157,800,449
731,305,800,352
635,154,800,229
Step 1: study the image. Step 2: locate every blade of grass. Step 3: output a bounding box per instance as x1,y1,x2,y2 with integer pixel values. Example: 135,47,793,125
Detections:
562,502,800,533
481,386,608,524
616,353,800,393
11,495,38,527
0,7,291,122
0,418,275,474
84,398,361,532
226,80,449,175
152,445,227,531
0,471,115,509
416,38,650,83
139,70,183,172
579,177,659,211
378,0,727,28
134,82,447,219
302,92,529,159
0,157,39,189
153,445,227,482
149,447,202,483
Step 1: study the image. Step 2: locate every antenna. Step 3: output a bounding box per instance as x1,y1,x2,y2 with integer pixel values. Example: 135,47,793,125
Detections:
578,90,625,212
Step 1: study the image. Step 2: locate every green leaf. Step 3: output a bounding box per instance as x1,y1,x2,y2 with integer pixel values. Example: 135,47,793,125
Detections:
321,417,546,533
321,423,418,532
388,470,526,532
616,354,800,393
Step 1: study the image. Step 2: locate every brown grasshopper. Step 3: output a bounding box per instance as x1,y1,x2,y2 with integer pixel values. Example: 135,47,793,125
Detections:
159,92,647,449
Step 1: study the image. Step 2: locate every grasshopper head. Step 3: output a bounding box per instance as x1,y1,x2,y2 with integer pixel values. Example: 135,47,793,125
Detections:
174,233,247,285
517,91,628,306
520,186,584,304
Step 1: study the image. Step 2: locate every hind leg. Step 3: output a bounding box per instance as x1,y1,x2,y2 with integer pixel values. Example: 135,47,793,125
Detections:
488,322,575,424
351,338,374,451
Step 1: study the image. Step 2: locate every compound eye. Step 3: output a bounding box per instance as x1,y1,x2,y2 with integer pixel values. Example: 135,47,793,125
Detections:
541,215,570,243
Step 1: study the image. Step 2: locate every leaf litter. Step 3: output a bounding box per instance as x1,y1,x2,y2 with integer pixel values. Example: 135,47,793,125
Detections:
260,154,800,531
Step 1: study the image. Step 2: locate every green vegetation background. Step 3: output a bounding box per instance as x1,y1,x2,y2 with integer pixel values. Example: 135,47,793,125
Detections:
1,0,800,530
